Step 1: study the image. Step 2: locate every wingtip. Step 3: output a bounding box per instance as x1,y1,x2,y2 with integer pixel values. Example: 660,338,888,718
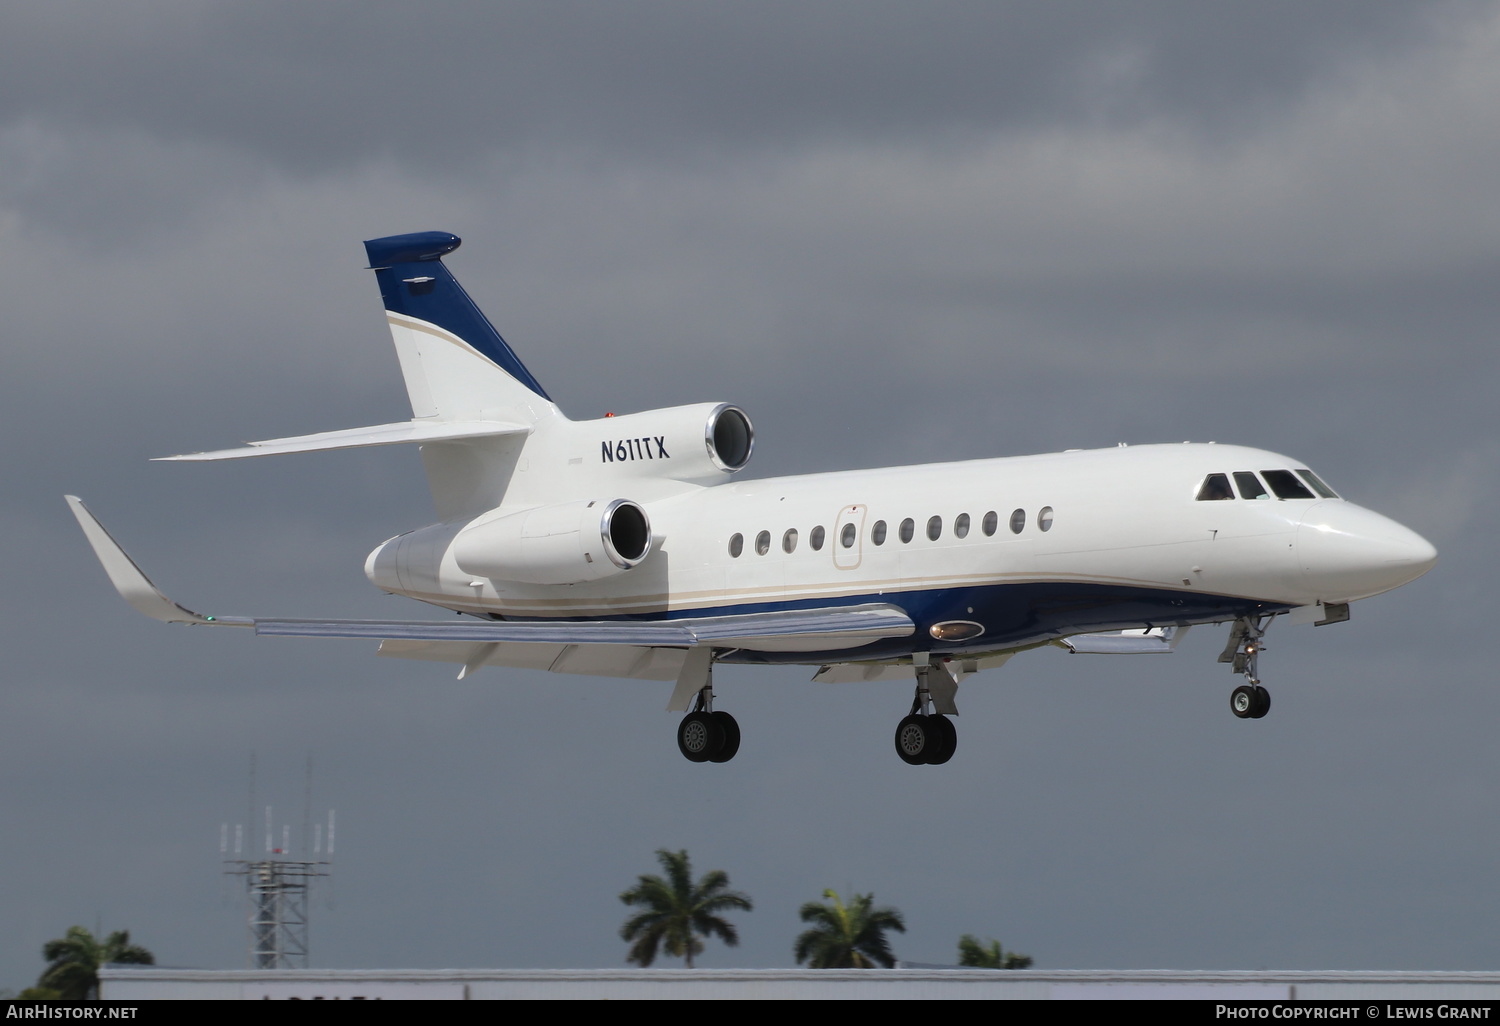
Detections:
64,494,219,626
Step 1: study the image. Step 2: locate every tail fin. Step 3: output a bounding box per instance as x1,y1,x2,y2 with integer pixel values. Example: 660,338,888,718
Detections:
366,232,563,519
365,232,557,424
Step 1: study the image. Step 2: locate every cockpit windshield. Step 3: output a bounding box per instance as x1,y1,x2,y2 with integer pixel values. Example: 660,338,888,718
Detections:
1234,472,1268,499
1196,467,1339,501
1295,468,1339,498
1261,470,1315,500
1195,474,1233,501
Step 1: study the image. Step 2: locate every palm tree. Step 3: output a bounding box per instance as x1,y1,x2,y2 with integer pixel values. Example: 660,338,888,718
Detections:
619,849,752,968
794,889,906,968
39,926,154,1000
958,934,1033,969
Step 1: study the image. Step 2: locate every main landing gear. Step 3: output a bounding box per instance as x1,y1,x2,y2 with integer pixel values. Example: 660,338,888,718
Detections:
676,679,740,764
677,703,740,763
894,661,957,765
1221,615,1271,719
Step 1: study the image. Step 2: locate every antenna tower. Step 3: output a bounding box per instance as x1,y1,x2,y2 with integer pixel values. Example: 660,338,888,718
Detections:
221,756,335,968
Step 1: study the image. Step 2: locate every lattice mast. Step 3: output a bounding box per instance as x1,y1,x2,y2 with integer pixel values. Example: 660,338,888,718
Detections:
221,756,334,969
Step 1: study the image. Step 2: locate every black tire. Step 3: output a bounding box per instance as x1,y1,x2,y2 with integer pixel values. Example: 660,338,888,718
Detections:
1230,684,1258,719
894,714,933,765
678,712,724,763
709,711,741,763
927,715,957,765
1251,685,1271,719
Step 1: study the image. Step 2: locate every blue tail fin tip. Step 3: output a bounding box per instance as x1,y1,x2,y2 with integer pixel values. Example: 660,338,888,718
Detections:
363,231,552,402
364,231,461,267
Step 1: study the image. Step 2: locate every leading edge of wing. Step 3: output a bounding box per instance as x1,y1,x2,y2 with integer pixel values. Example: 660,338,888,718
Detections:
255,604,915,652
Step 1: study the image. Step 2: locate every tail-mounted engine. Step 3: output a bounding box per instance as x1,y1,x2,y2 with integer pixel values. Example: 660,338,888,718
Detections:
450,498,652,585
580,402,753,483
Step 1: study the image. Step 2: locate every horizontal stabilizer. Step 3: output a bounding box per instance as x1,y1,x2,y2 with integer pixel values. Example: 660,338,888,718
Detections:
1057,625,1189,655
156,419,530,461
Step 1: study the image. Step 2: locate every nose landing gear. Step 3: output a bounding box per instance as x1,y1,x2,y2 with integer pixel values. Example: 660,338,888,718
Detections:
1230,682,1270,719
1221,616,1271,719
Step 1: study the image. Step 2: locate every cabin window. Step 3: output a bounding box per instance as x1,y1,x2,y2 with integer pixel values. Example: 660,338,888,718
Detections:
1262,470,1316,500
755,530,771,555
954,513,970,539
871,520,888,545
1009,508,1026,534
1038,506,1054,532
982,511,998,536
1196,474,1234,500
927,515,942,541
810,526,825,551
728,533,743,557
1234,472,1268,499
1296,469,1339,499
840,523,857,548
899,518,915,543
782,528,798,553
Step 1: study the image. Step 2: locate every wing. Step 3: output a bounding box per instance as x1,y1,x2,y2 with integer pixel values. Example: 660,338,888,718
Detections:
1055,625,1190,654
250,605,912,652
66,496,913,661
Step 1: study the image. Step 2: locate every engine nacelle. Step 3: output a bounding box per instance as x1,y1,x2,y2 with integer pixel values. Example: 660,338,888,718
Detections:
450,498,652,585
579,402,754,483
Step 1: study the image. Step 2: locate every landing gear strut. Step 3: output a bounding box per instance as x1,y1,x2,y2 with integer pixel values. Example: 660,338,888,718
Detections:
676,675,740,764
894,662,957,765
1221,615,1271,719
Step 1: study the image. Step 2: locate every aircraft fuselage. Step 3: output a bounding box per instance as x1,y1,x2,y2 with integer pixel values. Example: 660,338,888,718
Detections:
365,441,1434,665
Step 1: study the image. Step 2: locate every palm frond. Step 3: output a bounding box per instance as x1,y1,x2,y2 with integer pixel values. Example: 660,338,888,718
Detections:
618,849,752,968
793,889,904,969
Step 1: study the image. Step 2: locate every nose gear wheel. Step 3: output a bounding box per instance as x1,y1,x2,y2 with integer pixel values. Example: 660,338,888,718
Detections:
1221,616,1273,720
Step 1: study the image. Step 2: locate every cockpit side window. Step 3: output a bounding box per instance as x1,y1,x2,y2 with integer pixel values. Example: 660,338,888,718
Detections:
1296,469,1339,499
1196,473,1234,501
1262,470,1316,499
1233,472,1269,499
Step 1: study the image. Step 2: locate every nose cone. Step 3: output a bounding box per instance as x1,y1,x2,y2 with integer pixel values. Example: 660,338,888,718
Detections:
1296,501,1437,602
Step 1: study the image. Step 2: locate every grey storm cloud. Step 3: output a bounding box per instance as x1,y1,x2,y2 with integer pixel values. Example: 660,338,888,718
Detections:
0,0,1483,170
0,0,1496,988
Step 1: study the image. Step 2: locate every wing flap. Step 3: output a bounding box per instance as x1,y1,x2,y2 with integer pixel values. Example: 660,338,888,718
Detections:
378,639,688,681
1057,625,1189,654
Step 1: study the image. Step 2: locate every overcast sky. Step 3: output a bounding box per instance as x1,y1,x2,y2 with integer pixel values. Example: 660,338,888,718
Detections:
2,0,1497,984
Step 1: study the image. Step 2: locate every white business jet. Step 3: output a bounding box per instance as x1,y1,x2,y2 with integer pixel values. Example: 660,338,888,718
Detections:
67,231,1437,766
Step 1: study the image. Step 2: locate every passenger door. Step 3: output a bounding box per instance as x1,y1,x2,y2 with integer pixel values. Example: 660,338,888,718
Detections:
833,504,867,571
